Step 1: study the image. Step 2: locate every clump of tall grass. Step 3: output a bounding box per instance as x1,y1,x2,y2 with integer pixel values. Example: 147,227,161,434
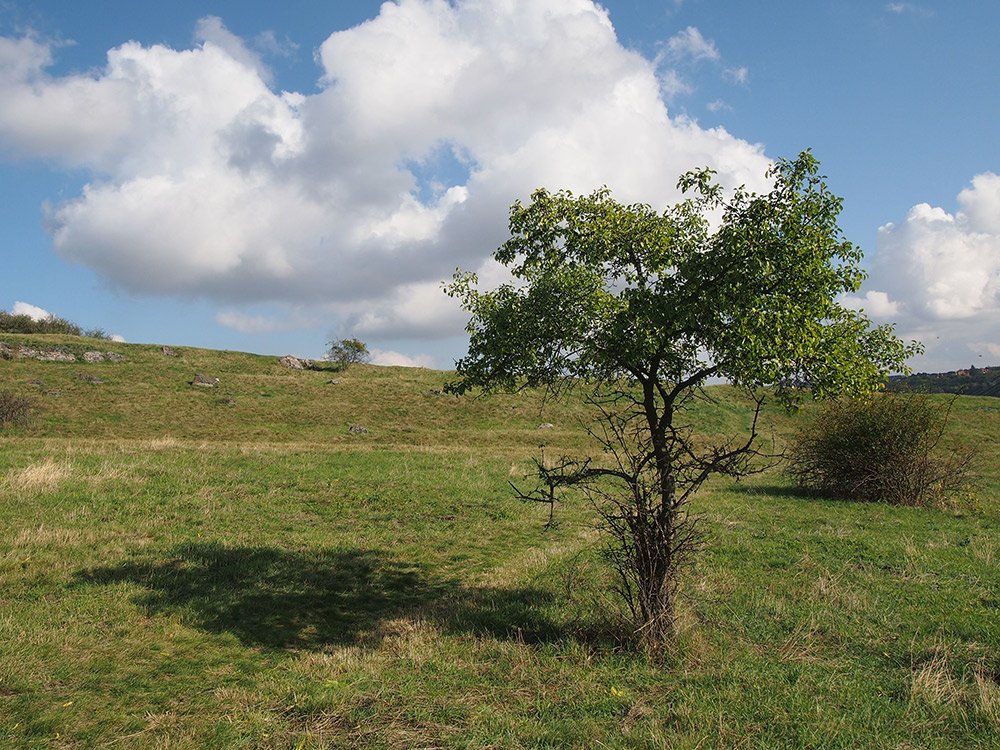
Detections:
0,390,35,428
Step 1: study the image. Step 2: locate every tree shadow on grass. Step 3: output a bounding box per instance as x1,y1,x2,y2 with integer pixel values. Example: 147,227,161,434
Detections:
73,542,564,651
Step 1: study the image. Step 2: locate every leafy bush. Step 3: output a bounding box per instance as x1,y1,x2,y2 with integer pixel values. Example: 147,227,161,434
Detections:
0,391,35,428
0,312,112,339
0,311,82,336
787,394,976,506
325,337,369,370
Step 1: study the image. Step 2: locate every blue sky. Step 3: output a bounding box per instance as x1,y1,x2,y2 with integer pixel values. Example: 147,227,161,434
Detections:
1,0,997,372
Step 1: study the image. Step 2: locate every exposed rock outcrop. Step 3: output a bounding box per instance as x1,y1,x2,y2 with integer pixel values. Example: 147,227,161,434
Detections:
278,356,305,370
33,348,76,362
191,374,220,387
0,342,125,364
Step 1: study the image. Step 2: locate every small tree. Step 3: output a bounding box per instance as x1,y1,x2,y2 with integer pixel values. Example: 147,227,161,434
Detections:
326,337,370,370
787,393,976,506
447,152,920,651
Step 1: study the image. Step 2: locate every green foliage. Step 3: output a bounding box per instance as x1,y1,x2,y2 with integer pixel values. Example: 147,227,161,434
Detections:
326,337,370,371
0,311,111,339
0,390,34,428
82,327,112,340
0,311,82,336
448,151,920,403
787,393,978,506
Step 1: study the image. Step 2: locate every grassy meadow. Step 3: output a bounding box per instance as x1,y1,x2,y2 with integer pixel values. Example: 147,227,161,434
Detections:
1,334,998,748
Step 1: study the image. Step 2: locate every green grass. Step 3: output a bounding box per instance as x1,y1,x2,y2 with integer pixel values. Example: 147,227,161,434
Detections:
1,333,998,748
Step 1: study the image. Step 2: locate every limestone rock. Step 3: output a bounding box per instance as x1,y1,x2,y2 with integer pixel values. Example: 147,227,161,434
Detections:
191,374,220,387
36,349,75,362
8,345,77,362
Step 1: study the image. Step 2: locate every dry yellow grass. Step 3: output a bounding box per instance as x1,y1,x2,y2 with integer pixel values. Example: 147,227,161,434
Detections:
4,459,71,494
974,668,1000,729
143,437,181,450
910,649,964,708
970,536,996,567
12,524,96,547
908,649,1000,732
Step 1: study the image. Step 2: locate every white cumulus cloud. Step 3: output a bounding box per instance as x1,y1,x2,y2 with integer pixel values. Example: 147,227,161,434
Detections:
11,301,53,320
859,172,1000,369
194,15,272,84
370,348,437,368
841,290,900,318
663,26,719,62
0,1,771,342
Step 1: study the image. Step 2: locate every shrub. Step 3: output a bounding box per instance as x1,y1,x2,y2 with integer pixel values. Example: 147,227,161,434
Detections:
0,311,82,336
787,393,976,507
325,337,369,371
0,391,35,429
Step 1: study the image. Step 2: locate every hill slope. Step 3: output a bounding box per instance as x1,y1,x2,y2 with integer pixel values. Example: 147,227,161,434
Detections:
1,333,598,449
1,334,998,749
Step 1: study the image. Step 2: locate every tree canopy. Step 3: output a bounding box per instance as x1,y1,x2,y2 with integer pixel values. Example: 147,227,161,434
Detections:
448,151,918,403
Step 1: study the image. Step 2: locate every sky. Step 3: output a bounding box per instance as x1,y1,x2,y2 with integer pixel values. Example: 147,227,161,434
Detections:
0,0,997,373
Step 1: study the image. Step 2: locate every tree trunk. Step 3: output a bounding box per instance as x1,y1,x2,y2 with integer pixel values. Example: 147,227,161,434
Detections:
626,381,680,651
631,510,677,651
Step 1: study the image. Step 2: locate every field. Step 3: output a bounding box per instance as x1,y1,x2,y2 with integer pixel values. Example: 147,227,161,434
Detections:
1,334,998,748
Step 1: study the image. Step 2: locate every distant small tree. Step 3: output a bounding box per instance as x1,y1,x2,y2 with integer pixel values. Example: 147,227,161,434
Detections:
447,152,920,651
326,337,370,370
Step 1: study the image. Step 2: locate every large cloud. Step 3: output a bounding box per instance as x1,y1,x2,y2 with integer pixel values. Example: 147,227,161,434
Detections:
0,0,771,340
847,172,1000,369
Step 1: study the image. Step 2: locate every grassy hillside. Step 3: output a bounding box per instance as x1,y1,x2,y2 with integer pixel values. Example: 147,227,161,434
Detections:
1,334,998,749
